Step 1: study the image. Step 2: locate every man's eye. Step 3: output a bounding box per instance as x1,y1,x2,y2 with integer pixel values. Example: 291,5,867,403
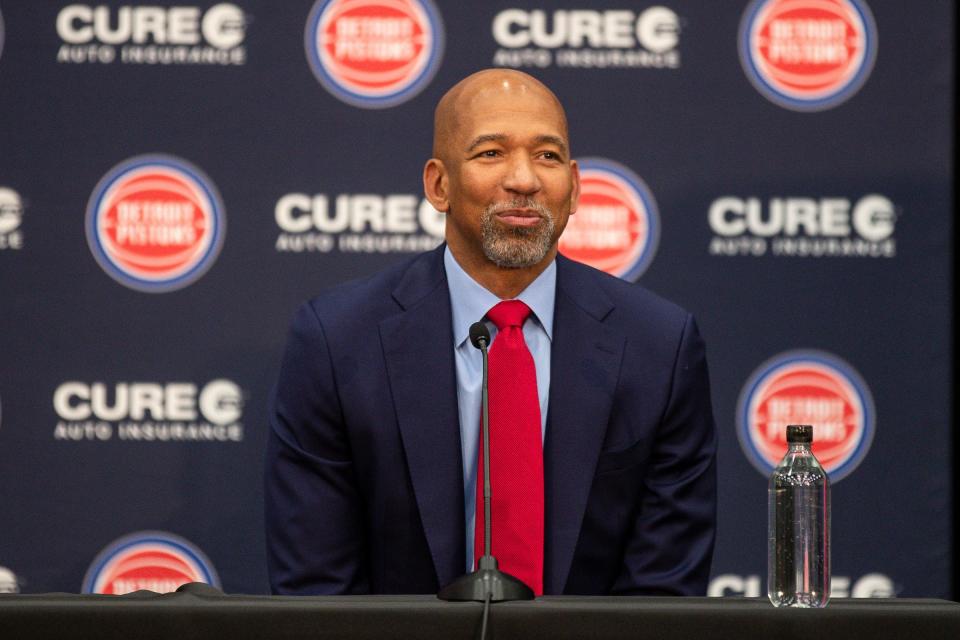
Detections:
540,151,560,160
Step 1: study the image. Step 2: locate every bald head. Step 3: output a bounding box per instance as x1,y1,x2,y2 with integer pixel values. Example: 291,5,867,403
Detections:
432,69,569,162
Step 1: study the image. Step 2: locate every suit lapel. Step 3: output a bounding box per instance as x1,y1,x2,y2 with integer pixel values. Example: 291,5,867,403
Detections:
544,256,625,594
379,248,464,589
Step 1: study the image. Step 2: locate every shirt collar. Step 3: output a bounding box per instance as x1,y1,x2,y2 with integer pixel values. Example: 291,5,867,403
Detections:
444,246,556,348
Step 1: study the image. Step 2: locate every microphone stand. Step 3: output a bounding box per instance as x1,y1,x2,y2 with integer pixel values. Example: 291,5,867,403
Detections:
437,323,534,603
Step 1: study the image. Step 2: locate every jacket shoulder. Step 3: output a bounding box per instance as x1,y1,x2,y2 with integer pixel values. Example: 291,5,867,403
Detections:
300,249,444,329
558,256,690,331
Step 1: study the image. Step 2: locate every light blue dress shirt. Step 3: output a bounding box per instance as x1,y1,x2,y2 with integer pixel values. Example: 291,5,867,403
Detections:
443,246,555,572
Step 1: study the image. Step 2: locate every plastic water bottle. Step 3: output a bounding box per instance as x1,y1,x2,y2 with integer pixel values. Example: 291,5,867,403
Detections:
768,424,830,607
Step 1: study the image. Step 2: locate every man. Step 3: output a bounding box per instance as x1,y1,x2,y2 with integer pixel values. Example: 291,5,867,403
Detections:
265,69,717,596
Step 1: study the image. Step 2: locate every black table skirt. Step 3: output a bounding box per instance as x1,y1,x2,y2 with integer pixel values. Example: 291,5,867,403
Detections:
2,590,958,639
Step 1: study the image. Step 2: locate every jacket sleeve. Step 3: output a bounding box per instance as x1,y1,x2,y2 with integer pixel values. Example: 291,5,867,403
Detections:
264,301,370,594
611,313,718,595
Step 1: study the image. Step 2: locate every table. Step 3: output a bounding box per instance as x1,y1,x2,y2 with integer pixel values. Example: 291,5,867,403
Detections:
2,585,958,639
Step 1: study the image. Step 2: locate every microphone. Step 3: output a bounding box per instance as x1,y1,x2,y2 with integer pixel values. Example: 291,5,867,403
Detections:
469,321,493,563
437,319,533,604
469,321,490,350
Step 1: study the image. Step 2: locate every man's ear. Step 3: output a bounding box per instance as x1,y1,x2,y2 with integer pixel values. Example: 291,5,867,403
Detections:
423,158,450,213
568,159,581,215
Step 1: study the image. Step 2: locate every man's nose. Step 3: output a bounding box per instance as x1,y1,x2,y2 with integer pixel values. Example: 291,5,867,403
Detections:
502,154,542,195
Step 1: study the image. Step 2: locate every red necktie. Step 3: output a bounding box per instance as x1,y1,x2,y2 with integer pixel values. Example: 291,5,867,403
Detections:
474,300,544,595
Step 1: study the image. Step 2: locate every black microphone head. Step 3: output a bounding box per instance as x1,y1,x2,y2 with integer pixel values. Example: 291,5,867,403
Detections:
469,321,490,349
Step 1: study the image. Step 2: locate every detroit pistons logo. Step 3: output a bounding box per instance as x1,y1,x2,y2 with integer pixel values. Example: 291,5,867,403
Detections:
304,0,444,109
82,531,220,594
739,0,877,111
559,158,659,281
737,350,875,482
86,155,225,292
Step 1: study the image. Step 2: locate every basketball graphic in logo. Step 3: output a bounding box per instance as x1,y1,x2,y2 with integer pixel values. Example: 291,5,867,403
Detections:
85,155,225,293
559,158,659,281
82,531,220,594
739,0,878,111
304,0,445,108
737,349,875,482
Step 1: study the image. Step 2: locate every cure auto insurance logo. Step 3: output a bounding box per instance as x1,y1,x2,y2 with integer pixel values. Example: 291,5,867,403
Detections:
737,350,875,482
739,0,877,111
558,158,660,281
304,0,445,108
82,531,220,594
85,155,226,292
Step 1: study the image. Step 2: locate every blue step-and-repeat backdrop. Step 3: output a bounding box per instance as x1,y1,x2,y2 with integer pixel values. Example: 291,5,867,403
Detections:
0,0,952,598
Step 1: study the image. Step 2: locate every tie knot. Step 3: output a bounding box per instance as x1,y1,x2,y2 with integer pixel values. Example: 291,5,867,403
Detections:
487,300,531,330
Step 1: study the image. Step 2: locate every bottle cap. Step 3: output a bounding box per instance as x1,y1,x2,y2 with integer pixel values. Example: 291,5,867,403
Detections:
786,424,813,443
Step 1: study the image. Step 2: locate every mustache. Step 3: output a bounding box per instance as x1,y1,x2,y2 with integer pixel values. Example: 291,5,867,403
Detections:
484,199,551,218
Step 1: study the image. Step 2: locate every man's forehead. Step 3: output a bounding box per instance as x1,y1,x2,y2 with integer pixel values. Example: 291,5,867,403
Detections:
464,132,569,155
459,98,567,128
433,69,569,157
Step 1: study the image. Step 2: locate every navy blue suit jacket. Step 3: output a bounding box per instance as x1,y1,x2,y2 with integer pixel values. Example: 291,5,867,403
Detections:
265,245,717,595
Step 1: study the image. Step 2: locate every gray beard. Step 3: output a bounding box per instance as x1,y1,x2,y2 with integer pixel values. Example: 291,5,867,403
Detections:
479,200,556,269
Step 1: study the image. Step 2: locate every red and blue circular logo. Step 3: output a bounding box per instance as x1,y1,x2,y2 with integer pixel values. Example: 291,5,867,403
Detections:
559,158,659,281
737,350,875,482
739,0,878,111
85,155,225,293
82,531,220,594
304,0,444,109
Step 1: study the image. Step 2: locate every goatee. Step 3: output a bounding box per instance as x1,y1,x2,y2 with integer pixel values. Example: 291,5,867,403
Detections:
480,200,556,268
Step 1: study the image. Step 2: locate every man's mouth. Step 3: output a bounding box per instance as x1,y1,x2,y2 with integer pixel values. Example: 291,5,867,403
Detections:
495,208,544,228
